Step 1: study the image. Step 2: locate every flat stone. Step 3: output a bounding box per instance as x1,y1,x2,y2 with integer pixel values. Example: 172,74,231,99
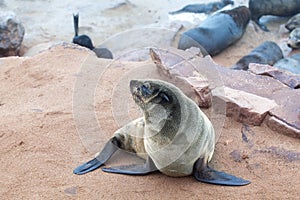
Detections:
213,86,277,125
249,63,300,89
266,116,300,139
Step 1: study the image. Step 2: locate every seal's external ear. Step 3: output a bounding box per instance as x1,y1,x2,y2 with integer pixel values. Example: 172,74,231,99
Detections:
159,92,170,102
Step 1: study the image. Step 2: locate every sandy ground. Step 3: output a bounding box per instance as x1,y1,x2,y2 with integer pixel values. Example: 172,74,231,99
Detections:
1,0,300,199
1,45,300,199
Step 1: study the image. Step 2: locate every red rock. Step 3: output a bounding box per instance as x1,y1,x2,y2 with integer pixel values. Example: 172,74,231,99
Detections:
266,116,300,139
249,63,300,89
150,47,300,138
213,86,277,125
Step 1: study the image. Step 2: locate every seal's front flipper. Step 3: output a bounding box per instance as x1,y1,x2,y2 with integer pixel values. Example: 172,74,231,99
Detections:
102,156,157,175
193,158,250,186
73,158,103,175
258,22,269,32
73,137,119,175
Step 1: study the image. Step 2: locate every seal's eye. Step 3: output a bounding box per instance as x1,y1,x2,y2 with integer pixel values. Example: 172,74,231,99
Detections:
159,92,170,102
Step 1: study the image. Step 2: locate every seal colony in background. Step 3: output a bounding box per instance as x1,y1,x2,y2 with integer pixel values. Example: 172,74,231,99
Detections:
74,79,250,186
249,0,300,31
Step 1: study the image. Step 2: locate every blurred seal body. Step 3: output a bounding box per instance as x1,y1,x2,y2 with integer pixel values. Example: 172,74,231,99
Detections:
169,0,234,15
232,41,283,70
249,0,300,31
288,28,300,49
73,79,250,186
274,53,300,74
178,6,251,56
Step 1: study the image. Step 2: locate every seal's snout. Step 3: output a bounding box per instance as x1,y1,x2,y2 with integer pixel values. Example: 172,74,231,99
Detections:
130,80,139,93
130,79,138,87
287,39,300,49
130,80,143,103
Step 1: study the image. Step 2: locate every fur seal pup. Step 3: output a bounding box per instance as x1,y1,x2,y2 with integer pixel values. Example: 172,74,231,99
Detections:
249,0,300,31
72,13,113,59
232,41,283,70
73,79,250,186
285,13,300,31
178,6,251,56
287,28,300,49
169,0,234,15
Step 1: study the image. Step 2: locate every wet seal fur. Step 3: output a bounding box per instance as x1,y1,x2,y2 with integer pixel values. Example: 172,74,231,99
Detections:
249,0,300,31
232,41,283,70
73,79,250,186
72,13,113,59
178,6,251,56
169,0,234,15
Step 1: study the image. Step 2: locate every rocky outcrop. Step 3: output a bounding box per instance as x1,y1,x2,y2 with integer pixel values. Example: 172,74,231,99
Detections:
150,47,300,138
0,11,25,57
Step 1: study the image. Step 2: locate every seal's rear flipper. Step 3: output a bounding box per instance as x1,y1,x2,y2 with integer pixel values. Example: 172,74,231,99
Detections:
193,158,250,186
253,20,269,32
102,156,157,175
73,137,119,175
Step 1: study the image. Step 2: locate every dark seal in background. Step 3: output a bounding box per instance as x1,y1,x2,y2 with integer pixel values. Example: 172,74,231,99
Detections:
232,41,283,70
178,6,251,56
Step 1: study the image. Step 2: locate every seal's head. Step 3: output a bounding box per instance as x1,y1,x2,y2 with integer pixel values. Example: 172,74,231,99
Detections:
288,28,300,49
130,79,172,110
285,13,300,31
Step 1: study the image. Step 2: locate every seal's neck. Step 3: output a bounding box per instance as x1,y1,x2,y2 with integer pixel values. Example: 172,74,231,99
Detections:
143,103,180,141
